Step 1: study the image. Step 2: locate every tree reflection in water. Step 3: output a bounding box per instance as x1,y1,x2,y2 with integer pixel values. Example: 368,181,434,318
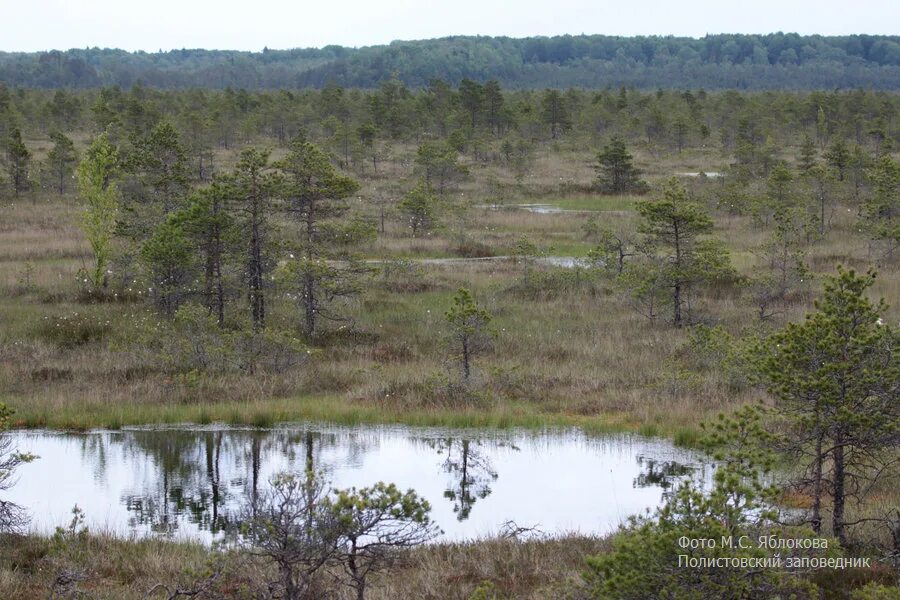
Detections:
103,428,353,537
428,438,503,521
633,456,694,497
83,429,516,532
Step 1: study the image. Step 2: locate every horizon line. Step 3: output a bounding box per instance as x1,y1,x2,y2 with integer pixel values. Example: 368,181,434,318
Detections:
2,31,898,55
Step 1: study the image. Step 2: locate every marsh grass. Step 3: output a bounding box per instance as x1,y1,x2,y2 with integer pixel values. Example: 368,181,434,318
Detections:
4,392,638,435
1,140,897,443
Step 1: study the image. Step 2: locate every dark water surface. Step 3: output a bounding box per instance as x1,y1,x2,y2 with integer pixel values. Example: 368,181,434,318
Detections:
4,424,704,542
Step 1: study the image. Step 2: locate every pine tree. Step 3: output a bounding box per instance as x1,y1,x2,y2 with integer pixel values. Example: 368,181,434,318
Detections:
798,134,818,174
5,128,30,198
636,179,733,327
140,219,194,316
594,136,648,194
277,137,368,338
356,123,378,172
44,131,77,195
824,138,850,181
445,288,493,382
760,268,899,545
583,407,800,599
749,206,810,319
732,118,760,177
767,162,795,205
482,80,505,136
122,121,190,239
225,148,278,331
414,141,468,195
174,180,236,326
816,105,828,147
848,143,872,200
541,89,571,139
672,117,690,153
457,79,483,132
805,164,834,236
397,180,438,237
861,155,900,259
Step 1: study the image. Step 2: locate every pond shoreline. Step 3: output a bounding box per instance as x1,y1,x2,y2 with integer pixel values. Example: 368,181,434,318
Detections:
3,394,703,445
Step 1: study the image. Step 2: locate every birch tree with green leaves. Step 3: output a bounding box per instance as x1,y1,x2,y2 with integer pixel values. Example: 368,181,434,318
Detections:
76,132,120,291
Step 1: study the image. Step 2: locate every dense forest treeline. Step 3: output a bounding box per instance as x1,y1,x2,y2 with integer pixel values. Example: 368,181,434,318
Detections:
2,33,900,90
1,84,898,161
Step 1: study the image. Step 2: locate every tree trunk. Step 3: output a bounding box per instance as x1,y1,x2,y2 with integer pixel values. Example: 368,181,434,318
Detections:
214,243,224,327
672,222,683,327
283,567,298,600
249,232,264,330
462,337,470,380
673,283,682,327
248,178,265,331
204,244,215,316
304,272,316,338
811,434,824,534
348,543,365,600
832,440,847,546
819,195,826,236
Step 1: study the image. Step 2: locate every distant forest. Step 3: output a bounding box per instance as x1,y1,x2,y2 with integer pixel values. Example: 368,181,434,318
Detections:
2,33,900,90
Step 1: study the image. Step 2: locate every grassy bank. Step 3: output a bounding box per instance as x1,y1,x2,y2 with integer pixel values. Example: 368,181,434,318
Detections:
2,392,702,444
0,532,607,600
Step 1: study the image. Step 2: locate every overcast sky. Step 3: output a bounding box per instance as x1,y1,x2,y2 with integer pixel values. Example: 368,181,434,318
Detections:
2,0,898,52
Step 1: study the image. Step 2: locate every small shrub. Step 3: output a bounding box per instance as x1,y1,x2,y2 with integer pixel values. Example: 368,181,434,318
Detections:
132,304,308,375
486,365,527,397
372,342,415,363
312,327,379,347
452,240,494,258
424,370,490,408
655,361,703,399
469,581,500,600
11,263,37,296
29,367,73,382
0,534,49,573
685,325,762,392
505,268,600,300
34,312,112,349
379,260,437,293
851,584,900,600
